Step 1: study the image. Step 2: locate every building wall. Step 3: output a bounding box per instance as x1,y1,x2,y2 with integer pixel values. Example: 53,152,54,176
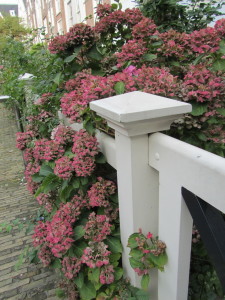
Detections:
22,0,135,41
0,4,18,17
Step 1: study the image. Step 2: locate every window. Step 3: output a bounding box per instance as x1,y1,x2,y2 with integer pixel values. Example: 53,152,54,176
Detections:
57,19,63,34
9,10,16,17
67,0,73,28
76,1,81,23
55,0,61,14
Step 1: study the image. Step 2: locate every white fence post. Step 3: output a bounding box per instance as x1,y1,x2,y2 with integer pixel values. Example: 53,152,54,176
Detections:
90,91,191,298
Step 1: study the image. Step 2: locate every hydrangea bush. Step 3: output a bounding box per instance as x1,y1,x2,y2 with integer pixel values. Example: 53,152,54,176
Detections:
15,2,225,299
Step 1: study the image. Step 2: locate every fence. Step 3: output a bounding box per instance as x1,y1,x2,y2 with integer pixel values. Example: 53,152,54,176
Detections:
55,91,225,299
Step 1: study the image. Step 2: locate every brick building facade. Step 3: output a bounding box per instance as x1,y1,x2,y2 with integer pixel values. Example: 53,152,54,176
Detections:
23,0,134,38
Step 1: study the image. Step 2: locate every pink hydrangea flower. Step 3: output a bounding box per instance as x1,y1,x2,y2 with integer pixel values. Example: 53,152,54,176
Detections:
88,177,116,207
84,212,112,242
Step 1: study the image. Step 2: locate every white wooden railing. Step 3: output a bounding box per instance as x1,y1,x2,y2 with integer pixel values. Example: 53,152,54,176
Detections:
62,91,225,299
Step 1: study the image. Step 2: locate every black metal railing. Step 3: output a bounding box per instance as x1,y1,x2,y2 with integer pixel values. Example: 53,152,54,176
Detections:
182,187,225,293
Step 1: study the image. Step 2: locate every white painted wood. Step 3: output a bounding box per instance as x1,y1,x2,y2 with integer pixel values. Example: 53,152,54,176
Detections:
149,133,225,213
115,132,159,296
90,92,191,136
91,92,191,297
149,132,225,300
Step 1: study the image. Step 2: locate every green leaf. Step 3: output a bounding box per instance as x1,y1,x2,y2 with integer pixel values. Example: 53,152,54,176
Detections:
64,150,75,158
34,173,58,197
84,120,95,135
110,194,118,204
74,272,84,289
219,40,225,55
170,61,180,67
6,225,12,232
74,225,85,241
64,53,77,63
143,54,157,61
74,241,87,257
91,69,105,76
55,288,65,298
129,257,144,269
109,253,121,263
212,59,225,71
64,46,82,63
151,41,163,48
60,185,74,202
148,252,168,268
80,177,88,185
111,3,118,9
216,107,225,116
72,178,80,189
53,72,61,86
87,45,103,61
207,117,219,124
52,258,61,269
105,237,123,253
25,223,34,234
95,153,106,164
127,233,140,249
114,267,123,280
39,165,54,176
135,290,150,300
196,132,207,142
193,54,205,65
129,248,144,260
79,281,96,300
191,103,207,116
114,81,125,95
141,274,150,290
88,268,100,283
32,173,44,183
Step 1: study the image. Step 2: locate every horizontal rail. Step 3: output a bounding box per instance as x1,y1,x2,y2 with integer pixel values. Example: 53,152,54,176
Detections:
149,133,225,214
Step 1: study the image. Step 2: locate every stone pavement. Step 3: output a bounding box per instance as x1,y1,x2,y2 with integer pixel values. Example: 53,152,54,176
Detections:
0,104,58,300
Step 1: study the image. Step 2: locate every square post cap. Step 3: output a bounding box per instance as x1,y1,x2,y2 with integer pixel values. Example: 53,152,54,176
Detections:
90,91,192,136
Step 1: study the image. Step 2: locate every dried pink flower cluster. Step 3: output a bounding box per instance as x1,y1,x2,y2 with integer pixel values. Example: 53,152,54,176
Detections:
100,264,115,284
158,29,190,58
95,7,143,33
51,124,76,145
72,129,99,177
48,35,68,54
54,156,73,179
38,245,53,267
84,212,112,242
132,17,157,40
34,93,53,106
88,177,116,207
96,3,113,19
81,241,111,268
182,65,225,103
33,138,65,161
214,18,225,38
116,40,148,66
36,193,54,212
135,65,178,97
49,24,95,54
61,66,179,122
62,257,82,279
33,201,82,259
16,131,35,150
189,27,220,54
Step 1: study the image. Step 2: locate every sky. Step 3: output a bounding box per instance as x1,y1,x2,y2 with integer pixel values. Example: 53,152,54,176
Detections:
0,0,18,4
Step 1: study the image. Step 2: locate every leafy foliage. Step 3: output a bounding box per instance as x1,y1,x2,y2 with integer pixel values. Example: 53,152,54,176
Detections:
136,0,225,32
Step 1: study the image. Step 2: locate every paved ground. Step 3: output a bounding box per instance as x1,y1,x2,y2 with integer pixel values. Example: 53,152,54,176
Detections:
0,104,58,300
